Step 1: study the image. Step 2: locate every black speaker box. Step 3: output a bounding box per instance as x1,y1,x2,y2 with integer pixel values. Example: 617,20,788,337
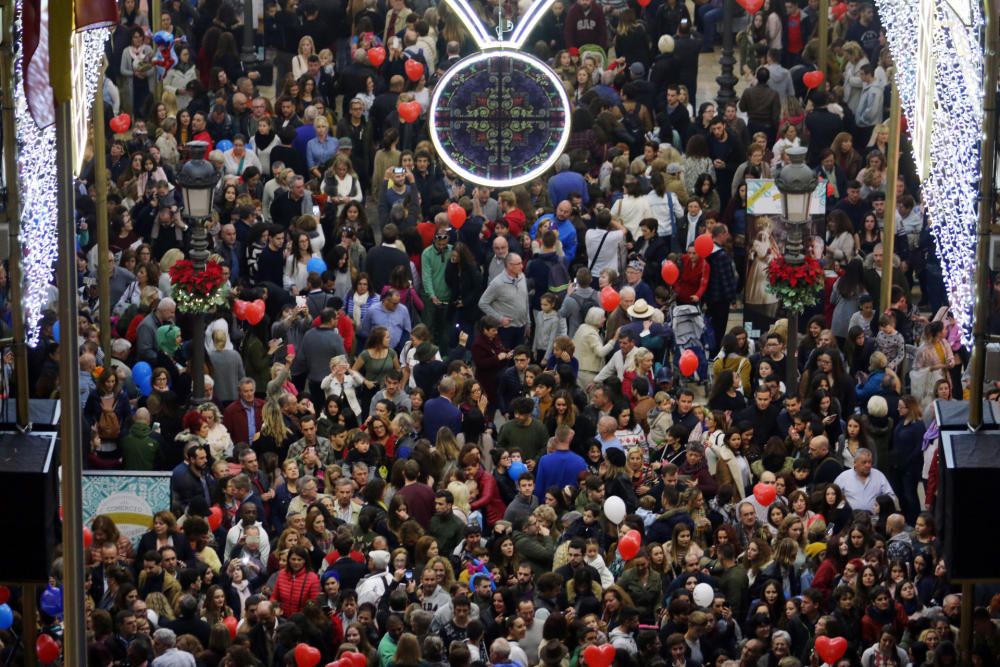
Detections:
0,431,59,582
937,430,1000,581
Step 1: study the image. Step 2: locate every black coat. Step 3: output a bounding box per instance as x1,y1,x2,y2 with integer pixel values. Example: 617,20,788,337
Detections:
804,108,845,167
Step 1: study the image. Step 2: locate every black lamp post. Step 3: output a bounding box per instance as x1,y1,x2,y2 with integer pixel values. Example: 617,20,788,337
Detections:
177,141,219,406
240,0,259,74
716,0,739,107
775,146,818,392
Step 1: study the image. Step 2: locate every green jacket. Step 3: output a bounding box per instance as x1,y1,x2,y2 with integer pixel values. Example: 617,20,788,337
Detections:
618,566,662,616
121,422,159,471
497,418,550,461
429,511,466,556
512,530,555,575
421,244,452,302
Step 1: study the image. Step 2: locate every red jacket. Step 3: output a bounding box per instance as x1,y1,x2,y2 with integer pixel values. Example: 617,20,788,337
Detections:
472,467,506,526
861,602,909,646
271,568,321,615
676,254,710,304
222,398,265,447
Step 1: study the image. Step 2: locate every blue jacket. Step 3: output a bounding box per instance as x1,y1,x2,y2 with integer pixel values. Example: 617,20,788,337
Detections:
856,369,886,404
531,214,578,265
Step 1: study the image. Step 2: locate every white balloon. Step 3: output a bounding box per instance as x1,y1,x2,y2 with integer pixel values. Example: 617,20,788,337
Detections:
603,496,626,525
692,582,714,608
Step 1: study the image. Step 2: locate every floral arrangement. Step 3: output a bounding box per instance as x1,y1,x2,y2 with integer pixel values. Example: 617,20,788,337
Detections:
766,255,824,313
168,259,228,314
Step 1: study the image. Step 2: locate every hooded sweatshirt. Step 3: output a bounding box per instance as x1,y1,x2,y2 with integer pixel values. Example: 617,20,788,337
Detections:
121,422,159,470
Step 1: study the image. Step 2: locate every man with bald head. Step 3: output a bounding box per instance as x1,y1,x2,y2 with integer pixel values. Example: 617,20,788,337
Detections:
136,297,176,364
480,253,530,348
122,408,162,470
487,236,510,283
807,435,844,487
248,600,286,665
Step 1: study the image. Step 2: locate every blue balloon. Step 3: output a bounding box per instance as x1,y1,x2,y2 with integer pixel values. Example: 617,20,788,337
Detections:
216,139,233,152
508,460,528,482
40,586,62,617
0,603,12,630
306,257,328,274
52,321,60,343
132,361,153,397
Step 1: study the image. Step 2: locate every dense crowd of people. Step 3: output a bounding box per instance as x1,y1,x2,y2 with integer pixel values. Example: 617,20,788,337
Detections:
2,0,1000,665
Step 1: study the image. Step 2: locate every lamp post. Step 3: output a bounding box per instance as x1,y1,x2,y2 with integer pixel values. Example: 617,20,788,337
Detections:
775,146,817,391
240,0,259,75
177,141,218,406
716,0,739,106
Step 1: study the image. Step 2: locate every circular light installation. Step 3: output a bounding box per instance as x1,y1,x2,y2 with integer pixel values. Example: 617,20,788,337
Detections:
429,50,570,188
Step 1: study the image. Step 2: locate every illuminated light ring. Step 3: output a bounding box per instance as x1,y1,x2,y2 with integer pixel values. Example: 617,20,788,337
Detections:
873,0,983,344
442,0,563,49
428,50,571,188
14,0,60,345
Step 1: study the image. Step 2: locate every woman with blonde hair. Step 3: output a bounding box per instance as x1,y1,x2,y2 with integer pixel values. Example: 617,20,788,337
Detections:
198,402,233,461
292,36,316,79
842,41,869,112
390,633,423,667
447,480,471,524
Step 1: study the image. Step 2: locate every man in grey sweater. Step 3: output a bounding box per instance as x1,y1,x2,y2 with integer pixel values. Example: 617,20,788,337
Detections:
298,308,346,400
479,253,530,349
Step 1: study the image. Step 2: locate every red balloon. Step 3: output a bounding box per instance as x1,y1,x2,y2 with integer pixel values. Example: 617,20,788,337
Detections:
660,260,679,285
367,46,386,67
109,113,131,134
826,181,835,197
404,59,424,82
600,286,620,313
753,482,777,506
803,70,825,90
223,615,238,639
234,299,248,320
245,299,266,326
447,203,467,229
208,506,223,531
637,0,651,6
294,643,322,667
83,527,93,551
582,644,617,667
618,529,642,560
36,635,60,664
815,636,848,665
679,349,698,377
0,585,9,606
694,233,714,258
342,652,368,667
736,0,764,12
397,101,420,124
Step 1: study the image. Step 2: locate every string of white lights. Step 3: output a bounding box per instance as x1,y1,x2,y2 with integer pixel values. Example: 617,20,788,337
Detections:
71,27,111,176
921,3,983,344
14,0,60,346
872,0,983,343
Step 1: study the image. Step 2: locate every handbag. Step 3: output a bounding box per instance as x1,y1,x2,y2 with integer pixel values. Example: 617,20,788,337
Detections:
909,366,936,404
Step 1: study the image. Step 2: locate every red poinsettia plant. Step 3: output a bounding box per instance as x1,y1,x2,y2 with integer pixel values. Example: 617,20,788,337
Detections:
168,259,229,313
766,255,824,313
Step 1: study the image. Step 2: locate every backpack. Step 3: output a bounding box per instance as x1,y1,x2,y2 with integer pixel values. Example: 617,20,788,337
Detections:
546,259,571,304
97,403,121,441
569,290,601,315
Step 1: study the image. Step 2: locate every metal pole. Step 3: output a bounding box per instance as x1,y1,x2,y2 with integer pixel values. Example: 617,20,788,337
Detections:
94,64,112,362
241,0,258,71
969,2,998,430
1,0,30,430
188,218,208,405
152,0,162,100
818,0,829,80
22,584,36,667
55,101,87,667
879,86,901,313
716,0,738,107
959,583,974,660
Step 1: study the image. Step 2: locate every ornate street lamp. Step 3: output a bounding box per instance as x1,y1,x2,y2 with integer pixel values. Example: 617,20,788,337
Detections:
177,141,218,405
716,0,738,106
775,146,817,390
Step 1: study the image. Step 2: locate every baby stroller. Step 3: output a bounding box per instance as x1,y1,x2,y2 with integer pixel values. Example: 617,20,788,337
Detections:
671,304,710,387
